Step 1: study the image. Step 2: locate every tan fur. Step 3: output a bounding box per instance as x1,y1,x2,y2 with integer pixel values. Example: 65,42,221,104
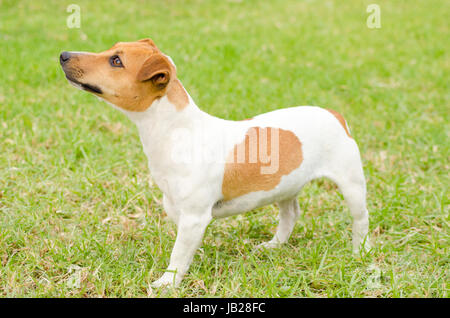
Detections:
62,39,188,112
326,109,352,138
137,53,171,84
222,127,303,201
167,79,189,111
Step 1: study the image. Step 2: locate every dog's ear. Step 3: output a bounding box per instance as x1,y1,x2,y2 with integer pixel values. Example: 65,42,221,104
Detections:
137,53,171,88
138,38,156,47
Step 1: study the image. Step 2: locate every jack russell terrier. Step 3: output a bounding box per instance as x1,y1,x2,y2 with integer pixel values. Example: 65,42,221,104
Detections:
60,39,370,288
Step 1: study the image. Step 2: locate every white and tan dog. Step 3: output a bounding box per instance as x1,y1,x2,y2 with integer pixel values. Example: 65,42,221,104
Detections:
60,39,370,288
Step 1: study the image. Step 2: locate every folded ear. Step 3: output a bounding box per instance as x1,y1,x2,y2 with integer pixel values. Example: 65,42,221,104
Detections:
137,53,171,88
138,38,156,47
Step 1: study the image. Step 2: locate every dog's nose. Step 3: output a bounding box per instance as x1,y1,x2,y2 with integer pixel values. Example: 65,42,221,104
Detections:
60,51,71,64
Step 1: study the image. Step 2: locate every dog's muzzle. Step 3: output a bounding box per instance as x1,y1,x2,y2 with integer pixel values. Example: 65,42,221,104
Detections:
60,51,72,65
59,51,103,95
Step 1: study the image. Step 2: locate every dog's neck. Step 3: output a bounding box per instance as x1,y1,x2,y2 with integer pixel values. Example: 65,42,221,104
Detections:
113,79,223,171
121,79,207,129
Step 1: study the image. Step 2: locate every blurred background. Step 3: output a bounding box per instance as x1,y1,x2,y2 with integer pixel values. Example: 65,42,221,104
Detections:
0,0,448,297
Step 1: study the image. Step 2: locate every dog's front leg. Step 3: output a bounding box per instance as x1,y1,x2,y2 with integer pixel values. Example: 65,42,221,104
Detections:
151,209,212,288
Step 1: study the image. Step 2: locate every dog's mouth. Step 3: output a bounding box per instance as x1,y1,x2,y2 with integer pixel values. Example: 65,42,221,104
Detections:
65,75,103,95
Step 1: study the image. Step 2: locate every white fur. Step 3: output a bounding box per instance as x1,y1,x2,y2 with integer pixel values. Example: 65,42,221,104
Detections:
107,87,370,288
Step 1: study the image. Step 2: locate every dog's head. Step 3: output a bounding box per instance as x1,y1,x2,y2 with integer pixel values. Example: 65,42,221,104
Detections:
60,39,176,112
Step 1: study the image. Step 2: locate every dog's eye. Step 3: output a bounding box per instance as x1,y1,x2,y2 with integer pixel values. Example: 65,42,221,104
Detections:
110,55,123,67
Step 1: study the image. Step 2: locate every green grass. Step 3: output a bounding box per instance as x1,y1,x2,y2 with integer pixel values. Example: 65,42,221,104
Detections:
0,0,448,297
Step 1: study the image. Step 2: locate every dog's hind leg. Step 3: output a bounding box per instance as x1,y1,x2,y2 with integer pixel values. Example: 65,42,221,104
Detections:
326,143,371,254
336,175,370,254
257,197,301,249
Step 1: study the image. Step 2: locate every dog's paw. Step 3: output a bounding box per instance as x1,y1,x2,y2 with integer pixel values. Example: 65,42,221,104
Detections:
151,273,180,289
255,240,280,250
353,238,371,255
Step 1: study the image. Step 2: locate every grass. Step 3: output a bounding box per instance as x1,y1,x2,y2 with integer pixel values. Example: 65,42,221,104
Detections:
0,0,448,297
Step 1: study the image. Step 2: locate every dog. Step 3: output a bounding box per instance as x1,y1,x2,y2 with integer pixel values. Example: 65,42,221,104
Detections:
60,38,370,288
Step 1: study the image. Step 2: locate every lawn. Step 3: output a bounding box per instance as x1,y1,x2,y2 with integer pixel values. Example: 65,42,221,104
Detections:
0,0,448,297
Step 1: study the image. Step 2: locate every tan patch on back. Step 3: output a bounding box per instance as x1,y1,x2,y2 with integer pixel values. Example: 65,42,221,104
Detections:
167,79,189,111
222,127,303,201
326,109,352,138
